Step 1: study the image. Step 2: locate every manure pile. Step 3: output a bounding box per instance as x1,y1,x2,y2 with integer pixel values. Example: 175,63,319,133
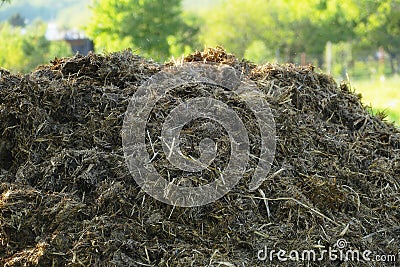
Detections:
0,47,399,266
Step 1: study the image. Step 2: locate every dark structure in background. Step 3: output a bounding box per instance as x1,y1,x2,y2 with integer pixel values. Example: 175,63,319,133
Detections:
64,38,94,55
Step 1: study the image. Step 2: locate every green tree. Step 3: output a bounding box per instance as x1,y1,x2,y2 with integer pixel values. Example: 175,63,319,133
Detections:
199,0,360,65
356,0,400,74
8,13,25,27
244,40,273,64
199,0,289,60
292,0,359,65
86,0,199,61
0,23,24,69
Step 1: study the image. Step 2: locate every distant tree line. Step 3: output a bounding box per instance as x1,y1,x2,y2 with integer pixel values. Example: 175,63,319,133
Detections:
2,0,400,75
197,0,400,74
86,0,199,61
86,0,400,75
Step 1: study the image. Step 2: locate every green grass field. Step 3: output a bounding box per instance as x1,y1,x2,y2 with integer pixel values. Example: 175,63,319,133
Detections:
350,75,400,127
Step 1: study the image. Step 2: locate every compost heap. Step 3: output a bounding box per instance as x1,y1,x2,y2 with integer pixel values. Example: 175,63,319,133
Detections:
0,47,399,266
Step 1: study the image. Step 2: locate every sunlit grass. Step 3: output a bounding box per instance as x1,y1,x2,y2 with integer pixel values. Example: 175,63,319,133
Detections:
351,75,400,127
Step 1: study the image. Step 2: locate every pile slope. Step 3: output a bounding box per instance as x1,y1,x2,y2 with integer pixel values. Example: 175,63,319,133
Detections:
0,47,399,266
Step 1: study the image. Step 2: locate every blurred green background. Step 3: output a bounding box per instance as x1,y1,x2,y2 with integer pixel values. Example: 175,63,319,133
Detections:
0,0,398,126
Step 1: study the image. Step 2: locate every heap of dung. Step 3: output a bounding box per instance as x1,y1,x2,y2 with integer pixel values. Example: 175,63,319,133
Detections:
0,47,399,266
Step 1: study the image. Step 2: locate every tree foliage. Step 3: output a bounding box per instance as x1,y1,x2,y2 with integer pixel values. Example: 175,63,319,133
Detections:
199,0,360,63
86,0,199,61
196,0,400,74
356,0,400,72
3,0,400,75
8,12,25,27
